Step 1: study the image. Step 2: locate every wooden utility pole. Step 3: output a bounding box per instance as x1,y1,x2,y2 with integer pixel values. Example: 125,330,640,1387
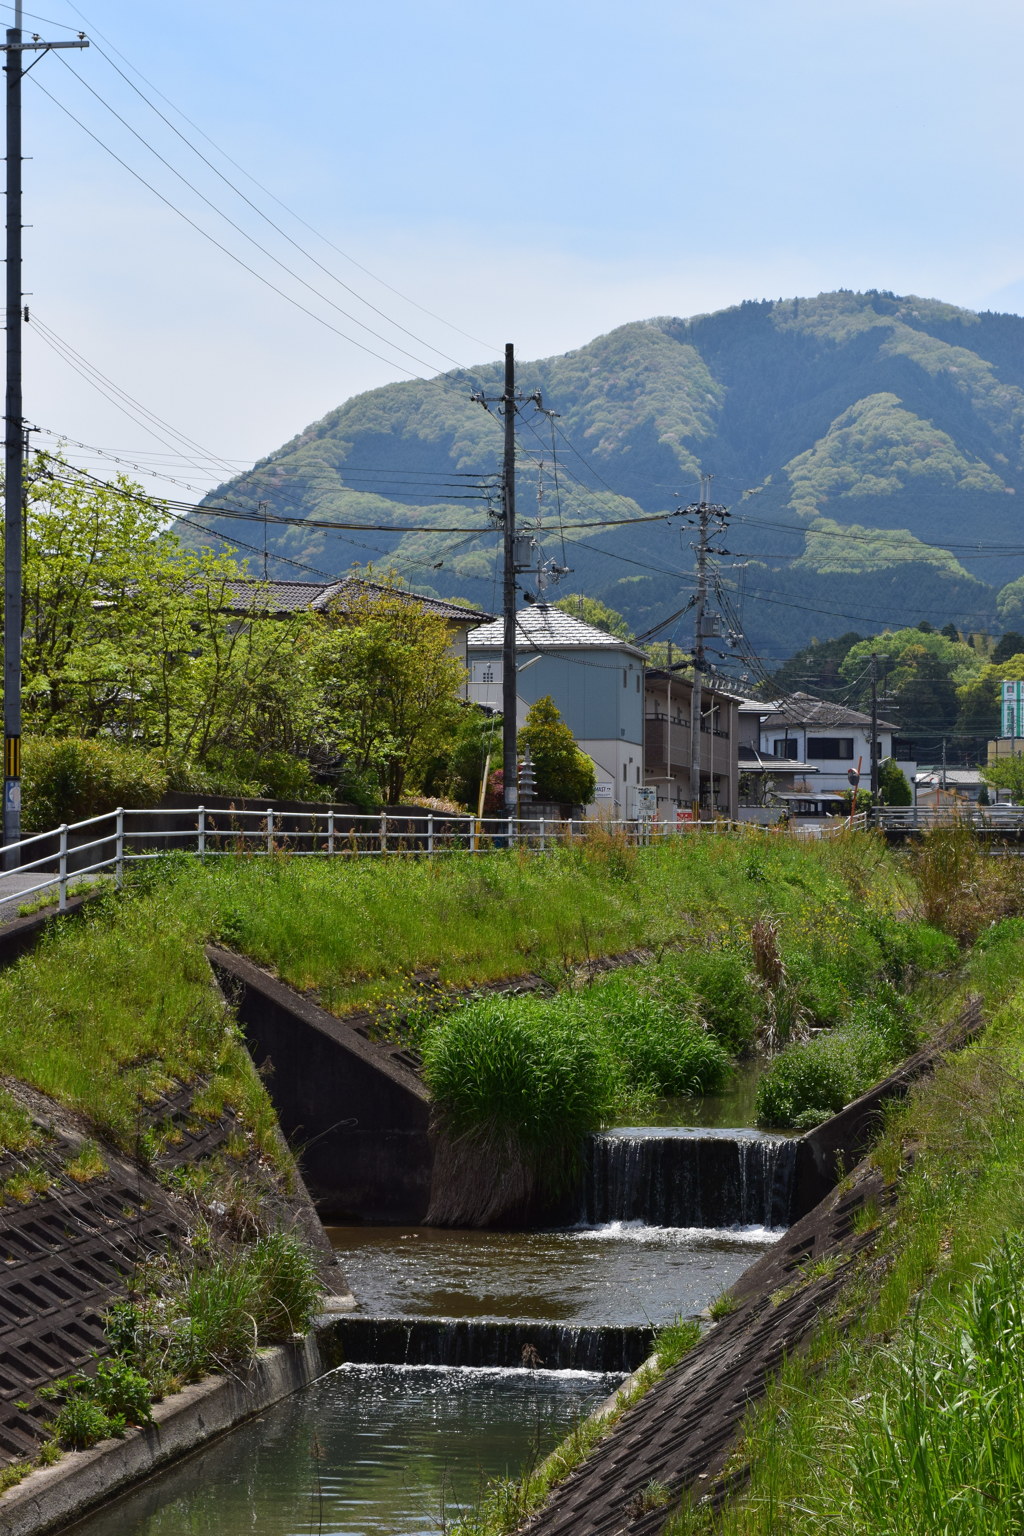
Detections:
2,8,87,852
501,343,517,817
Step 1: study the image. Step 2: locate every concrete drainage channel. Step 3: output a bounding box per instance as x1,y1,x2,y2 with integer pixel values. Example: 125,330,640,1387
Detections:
0,960,983,1536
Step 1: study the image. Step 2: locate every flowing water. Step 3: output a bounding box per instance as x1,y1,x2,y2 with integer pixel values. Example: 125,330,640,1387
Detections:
325,1220,778,1331
67,1116,794,1534
66,1364,619,1536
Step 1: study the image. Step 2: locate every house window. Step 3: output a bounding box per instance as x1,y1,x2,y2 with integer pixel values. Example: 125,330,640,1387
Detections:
623,764,627,781
806,737,855,760
772,738,800,760
635,674,640,692
623,669,628,688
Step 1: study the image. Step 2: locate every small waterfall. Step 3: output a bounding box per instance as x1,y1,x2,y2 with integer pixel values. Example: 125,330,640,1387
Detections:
583,1127,796,1229
325,1316,654,1373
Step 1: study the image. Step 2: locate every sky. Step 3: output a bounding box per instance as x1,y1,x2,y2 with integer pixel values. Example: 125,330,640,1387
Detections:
11,0,1024,498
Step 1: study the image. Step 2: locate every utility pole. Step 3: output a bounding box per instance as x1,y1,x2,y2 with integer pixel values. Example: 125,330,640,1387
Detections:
500,343,517,817
868,652,890,798
471,345,540,824
2,9,87,853
680,475,729,819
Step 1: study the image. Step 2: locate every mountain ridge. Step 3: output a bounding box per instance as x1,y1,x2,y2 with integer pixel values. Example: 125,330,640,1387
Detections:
187,291,1024,660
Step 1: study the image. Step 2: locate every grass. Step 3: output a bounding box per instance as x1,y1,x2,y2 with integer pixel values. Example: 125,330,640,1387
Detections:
38,1229,323,1454
0,833,917,1156
662,923,1024,1535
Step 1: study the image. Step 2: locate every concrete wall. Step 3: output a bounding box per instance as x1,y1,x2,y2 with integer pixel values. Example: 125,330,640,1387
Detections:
208,949,433,1223
468,649,644,746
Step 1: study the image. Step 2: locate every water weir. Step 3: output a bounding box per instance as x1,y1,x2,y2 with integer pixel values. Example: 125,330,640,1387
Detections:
324,1316,653,1373
583,1126,797,1230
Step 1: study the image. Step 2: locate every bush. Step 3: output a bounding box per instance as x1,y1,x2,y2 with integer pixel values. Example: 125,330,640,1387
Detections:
23,737,168,833
674,948,761,1054
575,976,732,1097
756,993,913,1130
755,1045,850,1128
169,748,317,802
421,995,617,1163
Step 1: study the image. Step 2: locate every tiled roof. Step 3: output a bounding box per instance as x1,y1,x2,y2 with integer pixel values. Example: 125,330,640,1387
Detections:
760,691,898,732
218,578,491,623
468,604,648,658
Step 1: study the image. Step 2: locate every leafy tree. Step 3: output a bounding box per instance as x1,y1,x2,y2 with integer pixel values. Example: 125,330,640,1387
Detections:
984,754,1024,804
993,632,1024,664
310,583,466,804
553,594,633,640
517,696,596,806
767,631,865,696
940,622,960,642
419,707,502,809
877,757,912,806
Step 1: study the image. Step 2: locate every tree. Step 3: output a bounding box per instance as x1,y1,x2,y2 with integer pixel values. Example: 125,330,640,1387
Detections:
940,622,960,642
311,583,467,804
984,755,1024,805
993,632,1024,664
517,696,596,806
877,757,912,806
553,594,633,640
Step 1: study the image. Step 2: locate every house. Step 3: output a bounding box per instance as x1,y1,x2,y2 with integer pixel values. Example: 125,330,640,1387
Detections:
467,605,646,815
735,697,820,815
215,577,491,691
914,767,1008,807
757,692,916,795
644,667,740,818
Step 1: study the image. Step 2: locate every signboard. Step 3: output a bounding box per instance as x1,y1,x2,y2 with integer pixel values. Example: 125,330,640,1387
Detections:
675,808,694,824
1002,680,1024,738
635,786,657,818
593,782,614,801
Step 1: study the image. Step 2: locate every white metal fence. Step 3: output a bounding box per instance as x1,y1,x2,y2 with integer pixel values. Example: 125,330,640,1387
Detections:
0,804,875,919
872,805,1024,831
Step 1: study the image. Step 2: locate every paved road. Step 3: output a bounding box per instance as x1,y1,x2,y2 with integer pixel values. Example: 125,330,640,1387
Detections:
0,871,60,924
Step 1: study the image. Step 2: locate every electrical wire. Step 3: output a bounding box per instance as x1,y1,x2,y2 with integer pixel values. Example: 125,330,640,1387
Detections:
59,0,500,355
52,53,466,377
29,74,432,380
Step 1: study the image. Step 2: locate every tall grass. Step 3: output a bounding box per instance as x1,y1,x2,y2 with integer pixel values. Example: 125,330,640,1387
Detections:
0,833,915,1155
665,928,1024,1536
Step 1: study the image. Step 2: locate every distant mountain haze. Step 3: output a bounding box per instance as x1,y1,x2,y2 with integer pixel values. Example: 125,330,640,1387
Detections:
185,291,1024,663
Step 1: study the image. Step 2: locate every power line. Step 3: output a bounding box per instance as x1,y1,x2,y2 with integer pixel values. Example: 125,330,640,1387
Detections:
59,0,500,356
52,52,466,376
29,73,432,380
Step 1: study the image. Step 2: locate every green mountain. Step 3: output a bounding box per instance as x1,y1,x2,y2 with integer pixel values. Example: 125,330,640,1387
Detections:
187,290,1024,662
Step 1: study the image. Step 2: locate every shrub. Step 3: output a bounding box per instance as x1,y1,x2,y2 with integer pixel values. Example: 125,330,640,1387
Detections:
48,1395,119,1450
756,1046,849,1128
517,696,596,806
421,995,617,1165
22,736,168,834
577,979,732,1097
674,948,761,1054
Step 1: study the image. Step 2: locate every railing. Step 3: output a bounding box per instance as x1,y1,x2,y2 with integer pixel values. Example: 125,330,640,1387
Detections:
871,805,1024,831
0,803,879,918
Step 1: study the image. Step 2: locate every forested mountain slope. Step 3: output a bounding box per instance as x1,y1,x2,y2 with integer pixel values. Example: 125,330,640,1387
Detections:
187,291,1024,659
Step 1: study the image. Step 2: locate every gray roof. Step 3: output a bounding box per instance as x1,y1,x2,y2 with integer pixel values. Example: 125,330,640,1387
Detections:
468,604,648,659
219,578,491,624
760,692,898,733
915,768,984,785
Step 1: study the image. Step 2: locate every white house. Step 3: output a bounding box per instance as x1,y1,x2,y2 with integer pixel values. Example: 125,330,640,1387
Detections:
757,693,916,795
467,605,646,815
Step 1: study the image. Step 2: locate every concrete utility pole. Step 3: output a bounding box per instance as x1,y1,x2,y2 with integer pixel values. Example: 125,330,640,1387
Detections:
500,343,518,814
868,652,890,798
680,475,729,818
2,8,87,853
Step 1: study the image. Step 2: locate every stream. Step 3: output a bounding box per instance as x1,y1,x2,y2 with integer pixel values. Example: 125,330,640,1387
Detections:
66,1095,792,1536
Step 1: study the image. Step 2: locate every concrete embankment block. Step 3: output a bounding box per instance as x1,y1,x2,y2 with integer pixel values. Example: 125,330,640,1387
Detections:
0,1336,324,1536
207,947,434,1223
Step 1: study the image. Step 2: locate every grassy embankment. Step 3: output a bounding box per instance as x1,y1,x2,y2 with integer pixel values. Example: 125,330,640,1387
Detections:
451,831,1024,1536
0,830,936,1165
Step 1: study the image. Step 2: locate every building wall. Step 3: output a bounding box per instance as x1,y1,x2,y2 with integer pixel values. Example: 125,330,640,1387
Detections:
759,723,915,796
467,644,644,816
644,675,739,817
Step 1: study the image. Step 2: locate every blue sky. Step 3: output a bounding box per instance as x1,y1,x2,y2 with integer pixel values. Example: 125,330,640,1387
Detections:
12,0,1024,493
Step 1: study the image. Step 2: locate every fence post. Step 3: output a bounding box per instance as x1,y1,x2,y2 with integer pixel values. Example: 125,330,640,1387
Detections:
380,811,388,855
198,805,206,858
266,807,274,855
539,814,546,852
115,807,125,888
328,808,335,857
427,813,434,856
58,823,68,911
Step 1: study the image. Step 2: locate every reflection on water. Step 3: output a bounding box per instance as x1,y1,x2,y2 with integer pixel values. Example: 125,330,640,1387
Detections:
631,1059,770,1129
326,1221,779,1327
66,1365,619,1536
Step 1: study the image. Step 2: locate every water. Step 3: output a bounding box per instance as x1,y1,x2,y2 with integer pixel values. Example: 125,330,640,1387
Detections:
326,1220,779,1329
635,1059,769,1129
584,1126,797,1230
66,1364,619,1536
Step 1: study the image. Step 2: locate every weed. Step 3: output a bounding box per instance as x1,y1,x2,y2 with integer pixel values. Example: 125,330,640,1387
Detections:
708,1292,738,1320
63,1140,108,1183
629,1479,672,1516
654,1316,702,1370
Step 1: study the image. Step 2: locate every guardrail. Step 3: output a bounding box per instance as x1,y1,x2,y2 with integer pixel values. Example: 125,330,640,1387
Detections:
871,805,1024,831
0,803,878,918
